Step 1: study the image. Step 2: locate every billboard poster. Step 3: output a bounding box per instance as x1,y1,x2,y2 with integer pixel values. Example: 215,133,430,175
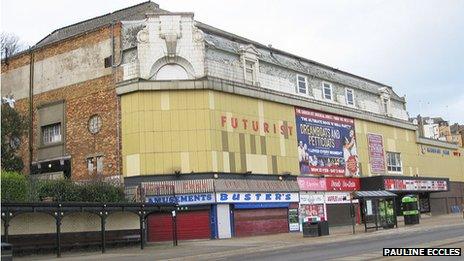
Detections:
295,108,359,176
299,204,325,223
288,209,300,232
367,133,386,173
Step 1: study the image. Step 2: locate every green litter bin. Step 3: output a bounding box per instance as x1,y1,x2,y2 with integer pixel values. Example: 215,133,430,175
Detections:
402,195,419,225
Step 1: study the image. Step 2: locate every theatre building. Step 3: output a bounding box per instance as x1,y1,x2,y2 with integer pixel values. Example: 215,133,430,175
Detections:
2,1,464,242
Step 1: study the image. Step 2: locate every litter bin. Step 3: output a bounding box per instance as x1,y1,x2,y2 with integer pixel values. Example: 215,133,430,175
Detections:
1,242,13,261
318,221,330,236
302,222,319,237
402,195,419,225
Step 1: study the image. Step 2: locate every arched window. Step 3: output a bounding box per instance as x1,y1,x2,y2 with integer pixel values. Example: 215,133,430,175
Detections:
155,64,189,80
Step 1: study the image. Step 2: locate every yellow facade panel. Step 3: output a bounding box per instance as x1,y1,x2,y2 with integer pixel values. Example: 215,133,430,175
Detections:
139,153,146,175
171,152,181,172
145,153,155,174
152,111,162,132
162,132,172,152
170,111,180,131
130,92,140,112
154,153,164,174
198,151,208,172
139,132,146,153
161,111,171,131
162,153,173,174
120,90,464,180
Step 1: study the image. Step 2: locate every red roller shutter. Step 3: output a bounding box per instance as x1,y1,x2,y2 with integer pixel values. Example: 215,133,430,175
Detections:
234,208,288,237
147,210,211,242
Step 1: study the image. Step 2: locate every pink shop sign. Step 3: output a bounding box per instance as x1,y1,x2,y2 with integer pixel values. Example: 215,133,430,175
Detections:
297,177,326,191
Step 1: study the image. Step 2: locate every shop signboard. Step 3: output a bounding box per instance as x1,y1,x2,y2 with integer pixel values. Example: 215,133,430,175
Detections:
295,108,359,177
367,133,386,173
216,192,299,203
297,177,326,191
142,179,214,195
324,192,351,204
384,178,448,191
325,177,360,191
300,193,325,204
298,177,360,191
215,179,298,192
146,193,215,205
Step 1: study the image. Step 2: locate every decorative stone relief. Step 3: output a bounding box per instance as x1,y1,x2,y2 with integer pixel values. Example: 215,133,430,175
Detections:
136,27,149,43
193,27,204,44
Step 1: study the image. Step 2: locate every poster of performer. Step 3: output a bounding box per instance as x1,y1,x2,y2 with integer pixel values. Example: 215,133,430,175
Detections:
296,107,359,176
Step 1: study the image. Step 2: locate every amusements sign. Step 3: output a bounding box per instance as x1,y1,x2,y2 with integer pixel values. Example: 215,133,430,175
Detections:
296,108,359,176
367,133,386,173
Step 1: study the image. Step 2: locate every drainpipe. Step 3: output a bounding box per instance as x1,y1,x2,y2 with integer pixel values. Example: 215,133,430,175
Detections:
111,21,123,68
110,21,123,180
28,49,34,173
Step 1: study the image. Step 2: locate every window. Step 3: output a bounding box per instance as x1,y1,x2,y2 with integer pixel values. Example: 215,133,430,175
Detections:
88,155,104,175
87,157,94,175
244,59,256,84
322,83,333,100
382,98,389,114
104,56,113,68
155,64,189,80
96,156,104,175
42,123,61,145
345,88,354,106
296,75,308,94
386,152,402,172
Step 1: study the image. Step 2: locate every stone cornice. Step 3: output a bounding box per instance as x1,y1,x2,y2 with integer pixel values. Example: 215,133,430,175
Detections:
416,136,459,150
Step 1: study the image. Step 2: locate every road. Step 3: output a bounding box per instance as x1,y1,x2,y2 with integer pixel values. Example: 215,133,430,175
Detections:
224,224,464,261
18,221,464,261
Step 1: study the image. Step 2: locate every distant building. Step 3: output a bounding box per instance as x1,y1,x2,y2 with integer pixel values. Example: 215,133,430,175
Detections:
449,123,464,147
411,115,463,147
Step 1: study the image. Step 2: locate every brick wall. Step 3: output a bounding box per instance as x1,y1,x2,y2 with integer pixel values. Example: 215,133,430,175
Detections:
1,24,123,180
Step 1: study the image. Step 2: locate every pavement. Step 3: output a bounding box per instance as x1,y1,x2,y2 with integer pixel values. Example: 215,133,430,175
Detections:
16,213,464,261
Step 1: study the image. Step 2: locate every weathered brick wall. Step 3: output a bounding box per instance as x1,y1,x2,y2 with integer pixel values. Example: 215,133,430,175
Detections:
10,75,120,179
1,24,123,180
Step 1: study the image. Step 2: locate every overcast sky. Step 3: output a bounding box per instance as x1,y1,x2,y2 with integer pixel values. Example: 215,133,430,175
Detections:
2,0,463,123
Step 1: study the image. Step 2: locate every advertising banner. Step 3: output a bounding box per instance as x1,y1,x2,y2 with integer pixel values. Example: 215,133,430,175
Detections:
295,108,359,176
299,204,325,223
384,179,448,191
288,209,300,232
367,133,386,173
216,192,299,203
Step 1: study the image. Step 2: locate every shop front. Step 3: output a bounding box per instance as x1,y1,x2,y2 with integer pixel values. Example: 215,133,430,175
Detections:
360,176,449,215
142,179,217,242
298,176,361,229
214,179,300,238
